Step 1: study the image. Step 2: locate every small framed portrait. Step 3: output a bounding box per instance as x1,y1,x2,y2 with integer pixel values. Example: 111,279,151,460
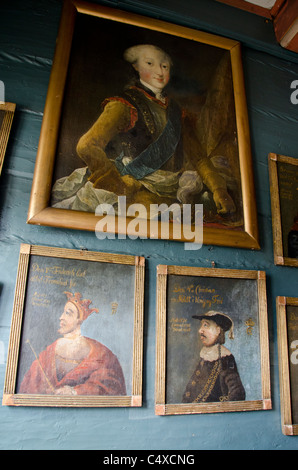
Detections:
277,296,298,435
0,102,15,175
3,244,144,407
269,152,298,267
155,264,271,415
27,0,259,249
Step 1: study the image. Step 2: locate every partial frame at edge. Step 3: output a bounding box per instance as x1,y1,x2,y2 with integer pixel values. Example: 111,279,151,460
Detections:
276,296,298,435
0,102,16,175
268,152,298,267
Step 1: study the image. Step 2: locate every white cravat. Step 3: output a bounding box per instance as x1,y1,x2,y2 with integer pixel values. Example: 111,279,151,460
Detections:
200,344,231,362
140,79,166,103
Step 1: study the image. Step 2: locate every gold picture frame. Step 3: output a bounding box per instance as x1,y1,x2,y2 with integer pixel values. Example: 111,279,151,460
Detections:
3,244,144,407
0,102,15,175
155,264,271,415
27,0,258,249
269,153,298,266
277,296,298,435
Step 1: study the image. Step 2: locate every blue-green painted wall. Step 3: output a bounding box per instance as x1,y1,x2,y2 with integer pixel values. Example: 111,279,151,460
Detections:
1,0,298,450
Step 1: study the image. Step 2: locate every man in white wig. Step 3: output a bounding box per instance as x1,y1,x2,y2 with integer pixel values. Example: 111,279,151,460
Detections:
52,44,237,217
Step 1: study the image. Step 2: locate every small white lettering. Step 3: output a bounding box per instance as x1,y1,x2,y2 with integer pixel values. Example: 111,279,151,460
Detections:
290,80,298,104
0,81,4,102
290,339,298,364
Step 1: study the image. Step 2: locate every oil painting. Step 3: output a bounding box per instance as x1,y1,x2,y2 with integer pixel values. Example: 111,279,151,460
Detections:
269,153,298,266
155,265,271,415
27,0,258,249
3,244,144,407
277,296,298,435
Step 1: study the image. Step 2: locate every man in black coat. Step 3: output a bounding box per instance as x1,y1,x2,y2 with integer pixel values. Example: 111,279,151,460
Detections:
182,310,245,403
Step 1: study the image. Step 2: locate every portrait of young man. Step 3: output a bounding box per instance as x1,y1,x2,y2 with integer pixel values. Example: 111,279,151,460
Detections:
50,13,244,229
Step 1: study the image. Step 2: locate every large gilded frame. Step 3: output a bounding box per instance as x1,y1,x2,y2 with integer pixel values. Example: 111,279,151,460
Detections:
155,264,271,415
27,0,258,249
3,244,145,408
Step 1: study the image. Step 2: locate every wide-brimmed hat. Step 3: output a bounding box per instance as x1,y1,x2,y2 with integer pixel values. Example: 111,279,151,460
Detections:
193,310,234,339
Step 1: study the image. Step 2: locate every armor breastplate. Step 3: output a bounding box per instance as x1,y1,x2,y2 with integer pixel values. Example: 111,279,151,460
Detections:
105,86,183,176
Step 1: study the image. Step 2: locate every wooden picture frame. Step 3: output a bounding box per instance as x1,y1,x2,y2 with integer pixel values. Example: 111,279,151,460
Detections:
0,102,15,175
27,0,259,249
155,265,271,415
3,244,144,407
269,153,298,266
277,296,298,435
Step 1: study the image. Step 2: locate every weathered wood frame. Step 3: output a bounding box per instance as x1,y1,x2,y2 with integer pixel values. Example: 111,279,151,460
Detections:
0,102,15,175
27,0,259,249
276,296,298,435
3,244,145,407
269,152,298,267
155,264,271,415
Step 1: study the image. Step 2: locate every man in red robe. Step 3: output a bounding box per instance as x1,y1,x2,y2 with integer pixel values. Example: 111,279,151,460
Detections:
19,291,126,396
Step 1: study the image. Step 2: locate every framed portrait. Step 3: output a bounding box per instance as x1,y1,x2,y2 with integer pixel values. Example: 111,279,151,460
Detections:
0,102,15,175
27,0,259,249
3,244,144,407
155,265,271,415
276,296,298,435
269,153,298,266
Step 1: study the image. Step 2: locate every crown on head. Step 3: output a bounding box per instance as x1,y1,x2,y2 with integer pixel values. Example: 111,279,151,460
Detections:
64,291,99,322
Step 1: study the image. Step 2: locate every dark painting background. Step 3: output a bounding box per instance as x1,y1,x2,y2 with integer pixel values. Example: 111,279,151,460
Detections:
286,305,298,424
277,160,298,257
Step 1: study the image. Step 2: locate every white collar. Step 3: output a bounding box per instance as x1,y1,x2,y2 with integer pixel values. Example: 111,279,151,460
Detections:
200,344,231,362
140,79,165,102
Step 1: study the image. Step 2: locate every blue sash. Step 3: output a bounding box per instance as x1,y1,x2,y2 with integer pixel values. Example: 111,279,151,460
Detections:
114,101,181,180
